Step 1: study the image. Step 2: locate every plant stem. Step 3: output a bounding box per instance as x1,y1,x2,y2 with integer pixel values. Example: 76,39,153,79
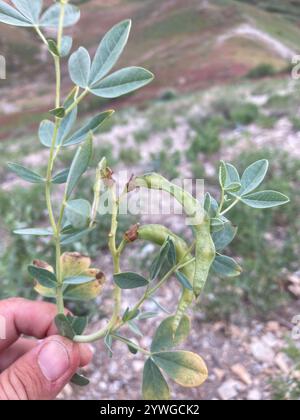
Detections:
74,184,122,343
35,26,49,47
220,197,240,216
90,163,103,228
42,1,66,314
65,89,89,115
111,334,151,356
217,188,225,216
108,183,122,324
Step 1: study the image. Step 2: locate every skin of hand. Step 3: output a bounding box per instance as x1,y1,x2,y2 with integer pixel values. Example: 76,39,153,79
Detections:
0,298,93,400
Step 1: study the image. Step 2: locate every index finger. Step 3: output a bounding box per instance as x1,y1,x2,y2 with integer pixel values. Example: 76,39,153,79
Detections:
0,298,59,352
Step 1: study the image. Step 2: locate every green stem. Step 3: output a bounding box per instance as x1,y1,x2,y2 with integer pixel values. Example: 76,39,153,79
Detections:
35,26,49,47
74,183,122,343
111,334,151,356
217,188,225,216
220,197,240,216
108,183,122,323
65,89,89,115
42,1,66,314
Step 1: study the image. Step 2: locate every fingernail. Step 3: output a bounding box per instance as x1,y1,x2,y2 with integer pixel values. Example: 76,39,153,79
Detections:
38,340,70,382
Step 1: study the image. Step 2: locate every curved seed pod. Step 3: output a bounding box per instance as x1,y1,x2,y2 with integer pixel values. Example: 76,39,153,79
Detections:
135,173,216,298
194,217,215,298
135,173,203,224
137,224,194,332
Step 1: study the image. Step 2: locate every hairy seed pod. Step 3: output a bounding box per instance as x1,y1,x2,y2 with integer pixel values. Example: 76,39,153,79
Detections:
137,224,194,332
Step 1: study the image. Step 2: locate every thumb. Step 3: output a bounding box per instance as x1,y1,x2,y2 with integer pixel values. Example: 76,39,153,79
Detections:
0,336,81,400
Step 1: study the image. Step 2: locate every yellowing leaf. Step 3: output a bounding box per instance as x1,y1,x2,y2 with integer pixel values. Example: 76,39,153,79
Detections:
61,252,91,278
64,271,106,301
152,351,208,388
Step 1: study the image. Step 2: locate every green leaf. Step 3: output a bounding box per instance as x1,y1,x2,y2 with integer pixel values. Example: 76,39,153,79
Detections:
39,120,55,147
212,255,242,278
60,227,92,246
211,217,225,232
142,358,170,401
71,373,90,387
14,227,53,236
167,238,176,266
219,161,241,192
64,276,94,285
68,47,91,88
49,107,65,119
89,19,132,86
55,314,75,340
122,307,140,322
63,111,114,147
138,311,159,320
104,333,113,357
151,315,190,353
113,272,149,289
40,4,80,28
0,1,35,26
7,162,44,184
68,315,88,335
47,39,60,56
224,163,240,190
128,344,138,355
175,271,193,291
52,168,70,184
239,159,269,196
65,199,91,229
128,320,143,337
240,190,290,209
61,36,73,57
152,351,208,387
204,192,218,218
66,135,93,198
60,107,78,143
149,298,171,314
212,222,237,251
150,240,170,281
40,107,78,147
219,161,226,188
12,0,42,24
91,67,154,98
28,265,57,288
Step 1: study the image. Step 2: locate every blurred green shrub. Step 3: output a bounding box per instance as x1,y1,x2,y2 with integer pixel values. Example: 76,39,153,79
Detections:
246,64,276,79
229,103,259,126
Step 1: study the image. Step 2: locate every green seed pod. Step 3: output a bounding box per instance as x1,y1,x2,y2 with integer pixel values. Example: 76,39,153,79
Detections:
135,173,203,224
137,224,194,332
193,217,215,298
135,173,216,298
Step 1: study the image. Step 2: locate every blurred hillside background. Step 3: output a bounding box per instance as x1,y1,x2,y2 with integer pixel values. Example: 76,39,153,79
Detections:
0,0,300,400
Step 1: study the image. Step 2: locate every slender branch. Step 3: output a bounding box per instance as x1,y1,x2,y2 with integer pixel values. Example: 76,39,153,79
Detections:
41,1,67,314
217,188,225,216
220,197,240,216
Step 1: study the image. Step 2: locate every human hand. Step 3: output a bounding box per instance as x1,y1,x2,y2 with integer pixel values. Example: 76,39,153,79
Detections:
0,298,93,400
